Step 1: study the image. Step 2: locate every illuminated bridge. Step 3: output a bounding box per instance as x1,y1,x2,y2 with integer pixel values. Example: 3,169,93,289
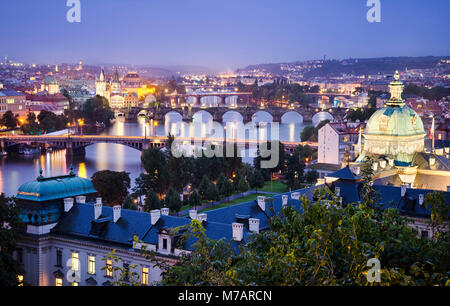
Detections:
0,135,317,155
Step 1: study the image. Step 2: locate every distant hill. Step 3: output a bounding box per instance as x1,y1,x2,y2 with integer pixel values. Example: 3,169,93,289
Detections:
236,56,450,77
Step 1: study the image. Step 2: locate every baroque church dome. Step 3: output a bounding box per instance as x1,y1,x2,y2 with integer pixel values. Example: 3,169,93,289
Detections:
360,71,426,165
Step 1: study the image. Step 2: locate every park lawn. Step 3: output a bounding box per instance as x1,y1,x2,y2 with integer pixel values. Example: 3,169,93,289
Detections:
199,193,266,213
259,180,289,193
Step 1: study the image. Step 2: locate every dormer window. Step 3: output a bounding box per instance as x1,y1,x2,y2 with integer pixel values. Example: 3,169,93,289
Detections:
158,230,172,253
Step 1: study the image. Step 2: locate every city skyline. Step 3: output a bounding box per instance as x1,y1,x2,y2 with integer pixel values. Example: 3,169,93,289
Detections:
0,0,449,71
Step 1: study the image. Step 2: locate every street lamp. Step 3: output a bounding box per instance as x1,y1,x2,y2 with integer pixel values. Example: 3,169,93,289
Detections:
78,119,84,136
153,121,158,136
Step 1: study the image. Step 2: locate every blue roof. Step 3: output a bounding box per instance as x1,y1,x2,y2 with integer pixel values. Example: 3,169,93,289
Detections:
0,89,24,97
327,167,361,180
335,182,450,218
17,174,97,202
51,203,243,251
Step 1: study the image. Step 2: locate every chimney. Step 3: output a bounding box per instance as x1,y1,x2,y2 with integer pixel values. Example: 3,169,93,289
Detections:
257,196,265,211
282,195,288,207
401,185,407,197
150,209,160,225
64,198,74,212
161,207,170,216
189,209,197,220
113,205,121,223
76,195,86,204
429,156,436,166
197,213,207,222
418,194,424,206
291,192,300,200
94,198,102,219
388,158,394,167
249,218,260,233
335,187,340,196
232,223,244,241
372,162,378,171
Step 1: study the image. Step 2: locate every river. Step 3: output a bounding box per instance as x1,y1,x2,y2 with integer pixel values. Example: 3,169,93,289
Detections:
0,112,306,196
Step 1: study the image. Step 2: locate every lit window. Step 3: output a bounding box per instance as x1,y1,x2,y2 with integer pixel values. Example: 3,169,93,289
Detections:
142,267,149,285
105,259,113,278
17,275,23,286
88,256,96,275
72,282,78,286
55,278,63,286
71,252,79,271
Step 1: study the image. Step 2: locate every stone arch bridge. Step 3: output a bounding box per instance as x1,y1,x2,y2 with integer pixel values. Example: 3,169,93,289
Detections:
125,106,348,124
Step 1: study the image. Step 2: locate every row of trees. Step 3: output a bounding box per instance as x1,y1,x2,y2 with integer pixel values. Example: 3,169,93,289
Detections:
20,111,69,135
0,111,19,129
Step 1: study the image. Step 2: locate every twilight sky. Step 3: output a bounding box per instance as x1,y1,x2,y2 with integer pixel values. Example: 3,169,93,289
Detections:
0,0,449,71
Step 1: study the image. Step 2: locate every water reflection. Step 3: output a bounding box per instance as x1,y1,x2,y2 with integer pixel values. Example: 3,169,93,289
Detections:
0,116,305,196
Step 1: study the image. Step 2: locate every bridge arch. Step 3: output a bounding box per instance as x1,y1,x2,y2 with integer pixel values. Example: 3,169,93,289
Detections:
312,112,334,127
281,111,303,124
224,95,238,107
199,95,221,107
192,110,213,122
222,110,243,123
164,111,183,122
251,111,273,123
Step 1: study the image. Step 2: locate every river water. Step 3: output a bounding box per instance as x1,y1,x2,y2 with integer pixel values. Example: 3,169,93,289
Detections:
0,112,306,196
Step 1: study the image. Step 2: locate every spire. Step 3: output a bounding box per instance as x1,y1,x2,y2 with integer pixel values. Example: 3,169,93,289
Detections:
385,70,404,107
113,69,119,83
99,67,105,82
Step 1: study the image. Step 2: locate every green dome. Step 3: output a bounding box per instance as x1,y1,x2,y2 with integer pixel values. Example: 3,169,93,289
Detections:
365,106,425,137
17,174,97,202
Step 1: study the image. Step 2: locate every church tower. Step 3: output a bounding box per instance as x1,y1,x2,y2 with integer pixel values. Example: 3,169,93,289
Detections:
95,67,108,99
111,69,121,94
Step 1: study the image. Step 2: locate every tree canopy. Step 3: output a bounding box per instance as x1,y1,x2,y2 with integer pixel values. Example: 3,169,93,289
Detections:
91,170,131,206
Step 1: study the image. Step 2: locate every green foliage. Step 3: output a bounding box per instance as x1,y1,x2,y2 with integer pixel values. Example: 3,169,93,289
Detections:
144,189,161,212
122,195,138,211
0,194,23,286
101,250,141,286
198,175,211,200
37,110,68,133
91,170,131,206
20,112,41,135
236,175,249,193
253,141,285,174
248,169,265,193
81,95,114,126
0,111,18,129
301,126,316,141
161,185,449,286
403,84,450,101
425,191,449,235
160,220,236,286
205,182,219,202
165,187,182,212
305,169,319,184
188,189,202,209
216,173,234,199
141,147,170,195
346,107,376,122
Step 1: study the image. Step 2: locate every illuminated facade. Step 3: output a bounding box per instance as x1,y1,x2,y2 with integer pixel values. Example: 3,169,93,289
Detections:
351,71,450,191
95,69,155,108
